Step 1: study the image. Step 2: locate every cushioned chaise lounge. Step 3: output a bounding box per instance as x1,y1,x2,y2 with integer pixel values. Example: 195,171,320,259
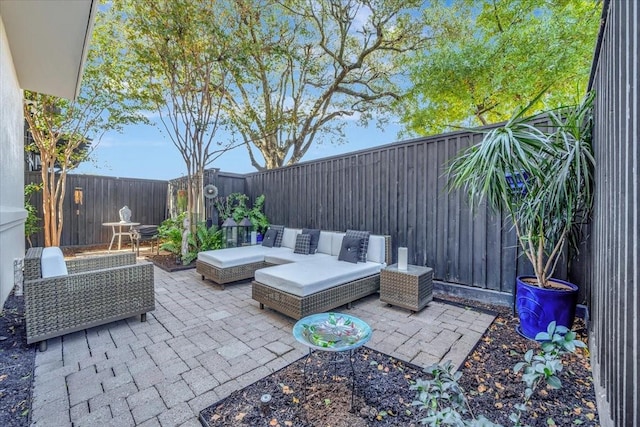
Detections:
196,245,287,289
196,227,331,288
252,230,392,319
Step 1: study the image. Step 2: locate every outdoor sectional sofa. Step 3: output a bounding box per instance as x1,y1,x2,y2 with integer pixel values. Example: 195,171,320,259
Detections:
197,227,391,319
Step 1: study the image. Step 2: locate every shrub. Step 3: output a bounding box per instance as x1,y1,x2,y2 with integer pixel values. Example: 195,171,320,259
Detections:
157,213,224,264
411,322,586,427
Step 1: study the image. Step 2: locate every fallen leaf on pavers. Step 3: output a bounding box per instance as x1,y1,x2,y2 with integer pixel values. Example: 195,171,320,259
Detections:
477,384,487,393
495,382,504,390
586,401,595,410
280,384,293,394
586,413,595,421
292,396,299,404
210,414,221,421
269,418,279,426
574,407,582,416
377,364,384,370
495,402,503,409
235,412,246,421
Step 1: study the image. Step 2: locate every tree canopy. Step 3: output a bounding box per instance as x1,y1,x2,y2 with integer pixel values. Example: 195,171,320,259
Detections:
215,0,425,170
398,0,601,136
23,5,149,246
119,0,237,225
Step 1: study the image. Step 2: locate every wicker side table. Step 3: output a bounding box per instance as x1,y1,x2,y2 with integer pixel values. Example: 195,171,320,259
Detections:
380,264,434,312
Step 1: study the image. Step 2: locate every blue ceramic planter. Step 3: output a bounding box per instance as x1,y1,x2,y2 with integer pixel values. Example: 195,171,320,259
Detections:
515,276,579,339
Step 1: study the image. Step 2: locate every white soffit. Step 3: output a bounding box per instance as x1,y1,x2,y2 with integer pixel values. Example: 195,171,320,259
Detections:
0,0,96,100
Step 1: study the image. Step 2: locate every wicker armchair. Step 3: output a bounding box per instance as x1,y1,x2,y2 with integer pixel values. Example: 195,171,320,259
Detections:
23,248,155,351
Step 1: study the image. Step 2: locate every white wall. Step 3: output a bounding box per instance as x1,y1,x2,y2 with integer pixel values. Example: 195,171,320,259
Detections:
0,16,27,306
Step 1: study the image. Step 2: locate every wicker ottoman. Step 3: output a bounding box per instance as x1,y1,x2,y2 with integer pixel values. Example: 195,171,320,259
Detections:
380,264,434,312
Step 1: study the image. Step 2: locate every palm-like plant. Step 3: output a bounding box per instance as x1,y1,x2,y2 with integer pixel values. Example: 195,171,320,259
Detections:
448,91,595,288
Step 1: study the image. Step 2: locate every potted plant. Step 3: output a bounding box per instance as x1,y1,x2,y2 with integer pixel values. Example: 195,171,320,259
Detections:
448,91,595,339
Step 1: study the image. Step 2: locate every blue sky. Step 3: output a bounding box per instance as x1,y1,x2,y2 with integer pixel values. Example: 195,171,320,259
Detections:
73,117,405,181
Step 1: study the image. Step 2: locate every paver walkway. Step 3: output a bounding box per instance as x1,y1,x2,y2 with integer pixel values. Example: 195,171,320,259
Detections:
30,264,495,427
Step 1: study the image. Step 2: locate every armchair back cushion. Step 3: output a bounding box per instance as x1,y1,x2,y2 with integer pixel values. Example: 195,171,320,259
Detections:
41,247,68,278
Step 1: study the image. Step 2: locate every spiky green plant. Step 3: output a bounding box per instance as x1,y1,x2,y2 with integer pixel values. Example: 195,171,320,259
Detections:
448,91,595,288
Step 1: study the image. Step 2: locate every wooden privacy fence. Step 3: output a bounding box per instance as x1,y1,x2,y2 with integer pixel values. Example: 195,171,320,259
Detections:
245,121,579,299
24,171,250,248
587,0,639,425
25,172,168,248
167,170,247,226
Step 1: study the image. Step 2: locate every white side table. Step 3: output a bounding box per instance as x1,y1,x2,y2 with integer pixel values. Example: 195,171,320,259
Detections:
102,221,140,251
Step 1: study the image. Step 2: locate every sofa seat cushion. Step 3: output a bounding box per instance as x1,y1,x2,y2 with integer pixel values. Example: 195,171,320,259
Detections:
198,246,289,269
254,258,383,297
264,250,333,265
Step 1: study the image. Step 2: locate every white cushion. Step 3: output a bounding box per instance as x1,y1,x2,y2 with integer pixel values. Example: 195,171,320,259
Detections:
198,246,289,269
367,235,386,264
254,258,383,297
281,228,301,249
41,247,68,278
317,231,335,255
331,232,346,256
264,250,333,265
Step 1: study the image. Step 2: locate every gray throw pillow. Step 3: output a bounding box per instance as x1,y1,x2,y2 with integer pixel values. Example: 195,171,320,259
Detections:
294,234,311,255
301,228,320,253
269,225,285,247
262,228,278,247
338,236,362,264
345,229,370,262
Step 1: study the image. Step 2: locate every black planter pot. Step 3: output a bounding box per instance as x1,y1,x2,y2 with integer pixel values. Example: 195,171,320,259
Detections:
515,276,579,339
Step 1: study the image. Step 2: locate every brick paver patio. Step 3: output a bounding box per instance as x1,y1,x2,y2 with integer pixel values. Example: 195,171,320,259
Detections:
30,263,495,427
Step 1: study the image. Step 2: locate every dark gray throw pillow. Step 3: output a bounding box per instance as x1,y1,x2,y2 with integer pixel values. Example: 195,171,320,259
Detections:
301,228,320,254
345,229,370,262
294,234,311,255
269,225,285,247
338,236,362,264
262,228,278,247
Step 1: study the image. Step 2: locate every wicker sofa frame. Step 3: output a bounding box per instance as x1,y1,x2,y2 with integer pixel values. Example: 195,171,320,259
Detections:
252,235,392,319
196,259,276,289
24,248,155,351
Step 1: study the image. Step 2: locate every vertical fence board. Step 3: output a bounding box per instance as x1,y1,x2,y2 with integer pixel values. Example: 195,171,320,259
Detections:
244,121,568,295
587,1,639,425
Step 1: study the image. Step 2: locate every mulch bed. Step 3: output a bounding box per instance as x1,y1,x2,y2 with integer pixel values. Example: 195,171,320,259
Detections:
200,300,599,427
0,294,34,427
145,254,196,272
201,347,427,427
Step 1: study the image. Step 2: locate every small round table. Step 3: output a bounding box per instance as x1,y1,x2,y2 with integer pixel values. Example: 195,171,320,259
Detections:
102,221,140,252
293,312,372,411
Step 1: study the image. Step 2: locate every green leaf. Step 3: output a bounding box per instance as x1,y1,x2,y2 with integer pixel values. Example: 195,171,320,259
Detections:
524,349,534,363
546,375,562,389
